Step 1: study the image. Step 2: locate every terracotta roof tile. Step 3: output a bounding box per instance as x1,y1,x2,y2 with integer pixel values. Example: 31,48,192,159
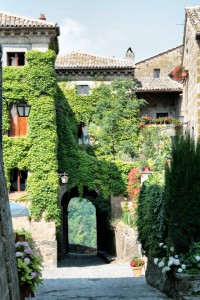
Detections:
136,77,182,92
186,6,200,31
55,51,135,69
0,11,57,28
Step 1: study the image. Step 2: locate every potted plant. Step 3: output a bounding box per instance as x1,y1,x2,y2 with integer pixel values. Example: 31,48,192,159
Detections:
130,256,145,276
15,241,43,300
171,64,188,82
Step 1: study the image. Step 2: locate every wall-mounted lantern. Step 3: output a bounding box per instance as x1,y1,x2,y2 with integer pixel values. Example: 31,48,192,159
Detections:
58,172,69,184
16,99,31,117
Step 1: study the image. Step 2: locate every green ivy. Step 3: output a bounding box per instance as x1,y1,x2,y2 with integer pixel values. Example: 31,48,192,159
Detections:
2,50,158,226
3,50,60,224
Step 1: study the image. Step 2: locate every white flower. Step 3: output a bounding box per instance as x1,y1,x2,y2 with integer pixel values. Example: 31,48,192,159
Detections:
195,256,200,261
163,245,167,249
154,258,159,265
175,255,178,258
181,264,186,270
158,261,165,268
162,266,171,273
159,243,164,247
177,268,183,273
174,259,180,266
170,247,174,252
168,258,174,266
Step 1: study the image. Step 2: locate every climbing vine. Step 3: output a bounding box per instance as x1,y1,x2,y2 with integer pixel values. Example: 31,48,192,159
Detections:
2,49,171,226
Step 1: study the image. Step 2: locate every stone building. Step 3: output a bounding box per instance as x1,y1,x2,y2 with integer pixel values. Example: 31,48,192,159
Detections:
0,11,59,67
55,49,135,89
0,12,137,268
0,5,199,271
181,6,200,139
0,12,60,269
135,46,183,119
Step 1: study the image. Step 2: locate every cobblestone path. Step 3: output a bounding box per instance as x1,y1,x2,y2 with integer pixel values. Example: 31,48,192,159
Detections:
35,254,172,300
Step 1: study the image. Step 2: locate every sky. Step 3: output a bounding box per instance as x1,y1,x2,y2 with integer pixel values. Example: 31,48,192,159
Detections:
1,0,200,62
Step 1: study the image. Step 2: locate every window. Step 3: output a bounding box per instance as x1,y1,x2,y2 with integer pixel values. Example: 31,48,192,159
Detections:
153,69,160,78
7,52,25,66
78,122,89,145
156,113,168,118
77,85,89,95
10,168,28,192
8,104,28,137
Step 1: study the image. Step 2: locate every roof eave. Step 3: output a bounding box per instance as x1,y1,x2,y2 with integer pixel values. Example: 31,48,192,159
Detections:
136,89,182,93
0,26,60,36
55,66,135,70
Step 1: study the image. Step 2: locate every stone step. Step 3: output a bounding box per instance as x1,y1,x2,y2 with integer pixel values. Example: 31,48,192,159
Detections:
98,251,116,263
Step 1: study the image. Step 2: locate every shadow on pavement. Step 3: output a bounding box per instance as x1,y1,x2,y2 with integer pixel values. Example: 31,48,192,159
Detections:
58,253,107,268
35,277,171,300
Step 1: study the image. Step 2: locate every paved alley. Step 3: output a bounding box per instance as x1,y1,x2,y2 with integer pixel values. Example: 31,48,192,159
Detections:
35,254,171,300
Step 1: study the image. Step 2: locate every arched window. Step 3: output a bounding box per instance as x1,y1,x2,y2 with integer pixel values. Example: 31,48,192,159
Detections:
10,168,28,192
8,104,28,137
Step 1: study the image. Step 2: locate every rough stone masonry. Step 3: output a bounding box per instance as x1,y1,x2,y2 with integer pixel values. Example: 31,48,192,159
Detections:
0,151,20,300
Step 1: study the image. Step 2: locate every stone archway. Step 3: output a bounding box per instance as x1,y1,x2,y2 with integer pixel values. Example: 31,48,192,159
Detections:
60,186,115,257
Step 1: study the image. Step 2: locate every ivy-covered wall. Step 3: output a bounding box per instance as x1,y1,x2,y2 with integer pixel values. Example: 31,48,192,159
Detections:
3,50,60,223
3,50,137,226
3,49,171,227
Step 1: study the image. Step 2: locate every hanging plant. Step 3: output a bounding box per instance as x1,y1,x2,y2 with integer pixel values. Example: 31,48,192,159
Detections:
170,64,188,82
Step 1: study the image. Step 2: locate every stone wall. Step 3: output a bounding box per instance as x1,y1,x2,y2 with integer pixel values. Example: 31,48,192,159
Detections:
146,257,200,299
12,205,57,269
114,222,142,260
182,16,200,140
0,153,20,299
135,46,183,78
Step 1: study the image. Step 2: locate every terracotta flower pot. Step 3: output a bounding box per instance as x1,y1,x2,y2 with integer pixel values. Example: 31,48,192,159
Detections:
20,284,34,300
132,266,143,277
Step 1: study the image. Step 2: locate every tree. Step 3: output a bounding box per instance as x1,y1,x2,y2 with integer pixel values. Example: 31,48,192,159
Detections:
164,134,200,253
90,79,146,160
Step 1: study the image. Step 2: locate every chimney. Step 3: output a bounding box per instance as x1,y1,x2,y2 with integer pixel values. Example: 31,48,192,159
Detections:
38,13,46,21
125,47,135,62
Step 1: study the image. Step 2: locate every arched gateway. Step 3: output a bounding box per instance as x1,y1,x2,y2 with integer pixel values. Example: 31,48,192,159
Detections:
58,186,116,258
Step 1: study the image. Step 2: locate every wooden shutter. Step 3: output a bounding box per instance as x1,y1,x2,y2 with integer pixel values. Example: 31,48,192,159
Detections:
8,104,27,137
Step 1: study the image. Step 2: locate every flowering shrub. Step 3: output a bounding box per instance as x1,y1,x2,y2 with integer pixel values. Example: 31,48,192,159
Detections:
127,168,141,204
170,64,186,82
15,241,43,291
154,242,200,275
130,256,145,267
140,115,180,126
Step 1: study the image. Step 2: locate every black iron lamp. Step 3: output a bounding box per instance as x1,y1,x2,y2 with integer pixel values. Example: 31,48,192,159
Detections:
16,99,31,117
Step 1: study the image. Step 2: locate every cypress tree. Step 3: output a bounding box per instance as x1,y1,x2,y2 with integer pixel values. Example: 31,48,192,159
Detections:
164,134,200,253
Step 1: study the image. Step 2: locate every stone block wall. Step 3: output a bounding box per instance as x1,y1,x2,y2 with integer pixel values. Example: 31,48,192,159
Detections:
146,257,200,299
135,46,183,78
114,222,142,260
182,18,200,140
12,205,57,269
0,153,20,299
